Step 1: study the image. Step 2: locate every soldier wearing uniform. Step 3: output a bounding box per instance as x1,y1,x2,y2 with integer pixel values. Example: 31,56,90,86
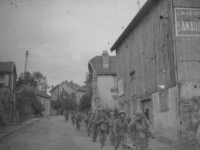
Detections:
95,108,108,149
114,110,129,150
108,112,116,146
76,112,82,131
88,112,97,142
85,112,91,136
128,110,152,150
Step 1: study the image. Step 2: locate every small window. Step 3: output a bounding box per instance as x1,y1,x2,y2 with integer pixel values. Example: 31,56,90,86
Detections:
159,90,169,112
0,74,5,83
111,87,117,93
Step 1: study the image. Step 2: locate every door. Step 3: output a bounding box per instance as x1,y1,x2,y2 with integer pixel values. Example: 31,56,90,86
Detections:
142,99,153,125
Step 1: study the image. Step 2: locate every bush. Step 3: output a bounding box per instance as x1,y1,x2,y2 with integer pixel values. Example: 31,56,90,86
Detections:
16,88,44,119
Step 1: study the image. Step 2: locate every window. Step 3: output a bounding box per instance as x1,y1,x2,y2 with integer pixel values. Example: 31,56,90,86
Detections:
111,87,117,93
0,74,5,86
159,90,169,112
0,74,5,82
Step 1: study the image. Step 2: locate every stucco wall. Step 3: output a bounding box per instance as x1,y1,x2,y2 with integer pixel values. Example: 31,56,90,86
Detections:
60,83,76,94
152,86,179,141
96,75,117,109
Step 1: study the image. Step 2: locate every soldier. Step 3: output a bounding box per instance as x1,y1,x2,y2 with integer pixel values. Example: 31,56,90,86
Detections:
65,111,69,122
88,112,98,142
108,112,116,146
76,112,82,131
85,112,91,136
128,110,153,150
114,110,129,150
95,108,108,149
71,111,75,126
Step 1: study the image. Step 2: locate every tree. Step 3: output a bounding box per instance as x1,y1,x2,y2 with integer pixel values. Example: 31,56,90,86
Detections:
78,93,91,112
51,100,62,112
16,88,45,121
16,71,49,90
16,72,38,88
32,72,49,90
78,73,92,112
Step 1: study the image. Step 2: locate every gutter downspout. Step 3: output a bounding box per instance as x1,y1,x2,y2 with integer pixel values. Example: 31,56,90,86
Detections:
171,0,181,140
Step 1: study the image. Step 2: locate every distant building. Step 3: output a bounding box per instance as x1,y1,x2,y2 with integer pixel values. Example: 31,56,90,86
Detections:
88,51,118,111
34,89,51,116
49,81,86,109
110,0,200,141
0,62,17,125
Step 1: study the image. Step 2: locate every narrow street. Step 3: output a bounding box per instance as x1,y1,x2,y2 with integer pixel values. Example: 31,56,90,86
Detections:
0,116,114,150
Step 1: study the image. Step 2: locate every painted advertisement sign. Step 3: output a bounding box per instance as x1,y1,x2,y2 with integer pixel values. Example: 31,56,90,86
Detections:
175,7,200,36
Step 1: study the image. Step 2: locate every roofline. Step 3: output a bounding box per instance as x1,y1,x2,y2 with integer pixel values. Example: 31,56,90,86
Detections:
110,0,158,51
65,82,79,91
37,95,51,99
16,84,29,90
49,85,59,93
88,61,96,73
88,60,116,75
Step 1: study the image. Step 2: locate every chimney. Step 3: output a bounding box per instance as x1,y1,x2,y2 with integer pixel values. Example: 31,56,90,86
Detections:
71,81,73,84
102,50,109,68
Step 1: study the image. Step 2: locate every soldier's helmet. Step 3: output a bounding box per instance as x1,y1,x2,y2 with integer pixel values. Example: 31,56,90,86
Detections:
118,110,126,115
110,112,114,115
135,110,143,118
98,107,103,112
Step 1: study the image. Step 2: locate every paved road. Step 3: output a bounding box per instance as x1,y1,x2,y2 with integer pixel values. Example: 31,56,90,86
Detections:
0,116,114,150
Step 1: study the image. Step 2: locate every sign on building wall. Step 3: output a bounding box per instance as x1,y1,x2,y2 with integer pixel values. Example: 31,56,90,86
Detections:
175,7,200,36
118,78,124,97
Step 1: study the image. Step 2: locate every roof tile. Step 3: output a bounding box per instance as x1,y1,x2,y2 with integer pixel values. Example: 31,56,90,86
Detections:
89,56,116,74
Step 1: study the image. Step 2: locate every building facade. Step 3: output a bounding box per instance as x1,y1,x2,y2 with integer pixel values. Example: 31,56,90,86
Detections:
0,62,17,125
111,0,200,141
50,81,86,106
88,51,118,111
35,89,51,116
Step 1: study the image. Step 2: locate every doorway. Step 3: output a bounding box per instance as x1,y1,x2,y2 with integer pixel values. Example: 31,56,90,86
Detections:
141,99,153,126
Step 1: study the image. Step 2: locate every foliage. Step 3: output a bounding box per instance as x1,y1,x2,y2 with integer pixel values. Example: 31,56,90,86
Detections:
32,71,49,90
78,93,91,112
51,100,62,111
78,73,93,112
51,90,77,111
16,71,49,90
17,72,38,88
16,88,45,115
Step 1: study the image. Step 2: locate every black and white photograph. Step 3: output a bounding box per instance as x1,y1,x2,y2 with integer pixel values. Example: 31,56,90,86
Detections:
0,0,200,150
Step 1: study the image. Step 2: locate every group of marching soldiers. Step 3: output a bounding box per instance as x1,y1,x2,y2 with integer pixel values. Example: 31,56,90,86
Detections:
65,108,153,150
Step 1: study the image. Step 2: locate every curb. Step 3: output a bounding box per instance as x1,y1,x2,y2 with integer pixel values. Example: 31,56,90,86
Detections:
0,117,42,140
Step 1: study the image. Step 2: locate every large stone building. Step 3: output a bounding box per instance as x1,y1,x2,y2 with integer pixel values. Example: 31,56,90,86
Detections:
0,62,17,125
88,51,118,111
111,0,200,141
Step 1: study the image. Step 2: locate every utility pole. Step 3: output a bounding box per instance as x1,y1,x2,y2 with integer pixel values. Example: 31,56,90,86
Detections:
137,0,141,10
24,51,29,84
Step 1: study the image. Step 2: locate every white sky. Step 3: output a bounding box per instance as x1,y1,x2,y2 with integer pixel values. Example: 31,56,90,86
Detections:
0,0,147,87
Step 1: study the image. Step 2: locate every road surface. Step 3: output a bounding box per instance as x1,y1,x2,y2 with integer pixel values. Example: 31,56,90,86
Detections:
0,116,114,150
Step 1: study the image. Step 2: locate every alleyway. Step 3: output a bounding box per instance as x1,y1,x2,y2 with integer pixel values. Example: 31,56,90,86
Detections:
0,116,114,150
